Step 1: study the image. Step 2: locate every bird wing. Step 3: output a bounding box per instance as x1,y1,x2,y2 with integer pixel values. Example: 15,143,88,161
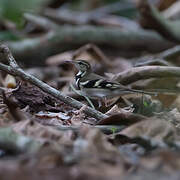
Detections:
79,74,156,96
80,78,126,90
79,72,136,91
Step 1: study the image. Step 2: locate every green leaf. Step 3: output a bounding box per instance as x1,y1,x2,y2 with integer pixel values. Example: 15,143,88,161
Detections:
0,31,21,41
110,127,118,134
0,0,49,28
143,101,149,107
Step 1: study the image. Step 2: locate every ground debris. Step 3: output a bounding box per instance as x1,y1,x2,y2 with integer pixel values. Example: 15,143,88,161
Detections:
11,82,74,113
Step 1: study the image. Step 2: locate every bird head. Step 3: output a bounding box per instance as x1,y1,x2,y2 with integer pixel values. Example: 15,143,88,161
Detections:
66,60,91,72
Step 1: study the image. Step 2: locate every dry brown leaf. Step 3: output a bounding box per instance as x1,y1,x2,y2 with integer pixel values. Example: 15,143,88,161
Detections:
46,50,73,66
139,150,180,173
119,119,178,142
12,119,64,143
155,108,180,135
35,111,71,126
70,105,87,126
97,111,147,126
105,105,124,115
73,43,111,67
76,127,120,159
11,83,68,113
36,111,70,120
158,0,177,11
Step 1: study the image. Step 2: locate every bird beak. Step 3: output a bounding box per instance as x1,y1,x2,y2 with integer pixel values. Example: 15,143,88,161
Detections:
65,60,75,64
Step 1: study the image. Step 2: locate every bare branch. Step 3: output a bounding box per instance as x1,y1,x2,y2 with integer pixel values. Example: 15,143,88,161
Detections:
0,44,18,68
0,44,108,121
24,13,59,30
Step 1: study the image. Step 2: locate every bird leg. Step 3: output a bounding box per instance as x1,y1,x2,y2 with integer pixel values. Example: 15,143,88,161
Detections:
98,99,103,108
70,84,95,109
102,96,120,107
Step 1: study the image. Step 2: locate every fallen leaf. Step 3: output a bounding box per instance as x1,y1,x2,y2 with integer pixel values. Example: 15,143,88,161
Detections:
97,111,147,126
119,119,178,142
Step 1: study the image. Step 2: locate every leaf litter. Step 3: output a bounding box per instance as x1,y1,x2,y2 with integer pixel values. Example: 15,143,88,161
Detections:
1,1,180,179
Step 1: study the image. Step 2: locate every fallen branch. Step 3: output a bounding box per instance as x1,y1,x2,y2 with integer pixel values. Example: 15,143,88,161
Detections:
7,14,174,65
23,14,176,52
43,1,135,25
137,0,180,42
134,45,180,67
115,65,180,85
0,44,108,120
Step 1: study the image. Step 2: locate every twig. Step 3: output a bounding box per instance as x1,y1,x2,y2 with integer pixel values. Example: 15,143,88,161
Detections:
90,1,134,16
24,13,59,30
158,45,180,59
134,57,172,67
56,125,124,134
43,2,134,25
0,44,108,120
114,65,180,85
134,45,180,67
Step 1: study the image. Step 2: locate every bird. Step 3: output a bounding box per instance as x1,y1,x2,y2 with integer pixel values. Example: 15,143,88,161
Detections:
67,60,156,101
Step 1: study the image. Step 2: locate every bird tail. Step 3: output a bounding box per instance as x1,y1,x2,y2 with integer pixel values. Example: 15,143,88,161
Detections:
128,89,157,96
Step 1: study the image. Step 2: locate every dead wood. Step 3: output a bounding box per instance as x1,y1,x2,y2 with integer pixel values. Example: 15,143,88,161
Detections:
114,66,180,86
6,13,174,65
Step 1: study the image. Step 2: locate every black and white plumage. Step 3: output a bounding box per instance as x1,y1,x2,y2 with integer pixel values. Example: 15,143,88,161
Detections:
68,60,155,99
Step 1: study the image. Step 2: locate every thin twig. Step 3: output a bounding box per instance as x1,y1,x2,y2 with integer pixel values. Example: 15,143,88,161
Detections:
0,44,108,120
56,125,124,134
43,1,134,25
158,45,180,59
